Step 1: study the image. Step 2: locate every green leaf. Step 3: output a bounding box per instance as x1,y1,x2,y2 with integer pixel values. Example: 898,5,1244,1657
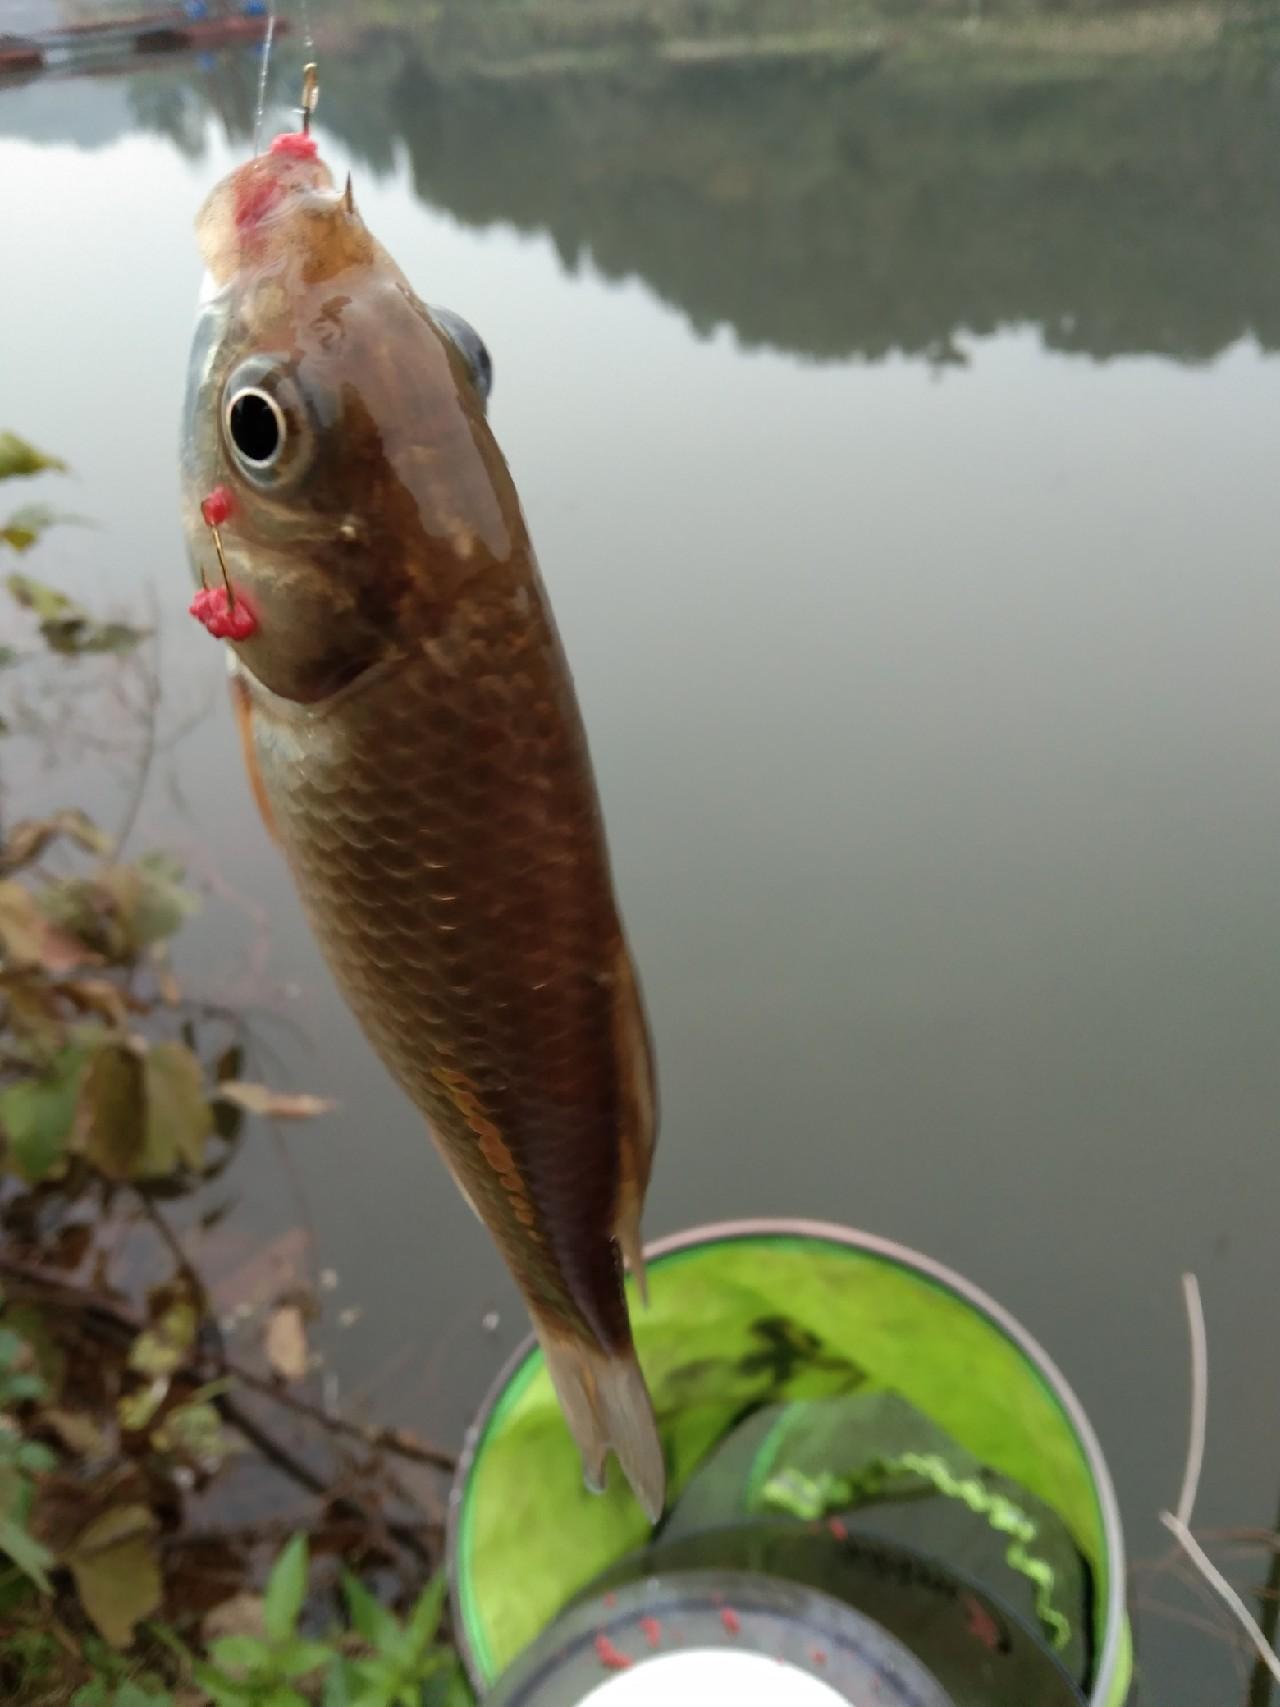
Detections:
209,1635,271,1673
144,1042,211,1172
82,1684,175,1707
262,1533,308,1644
277,1638,336,1678
0,434,66,481
1,1372,44,1401
341,1571,400,1650
117,1685,174,1707
263,1688,309,1707
403,1574,446,1652
128,1298,197,1378
0,1045,89,1182
129,856,200,945
150,1398,236,1470
322,1663,358,1707
349,1656,398,1692
0,505,87,553
0,1512,54,1592
420,1658,475,1707
192,1662,253,1705
14,1442,56,1475
117,1380,168,1433
6,572,77,624
6,574,148,658
78,1041,150,1180
0,1306,61,1403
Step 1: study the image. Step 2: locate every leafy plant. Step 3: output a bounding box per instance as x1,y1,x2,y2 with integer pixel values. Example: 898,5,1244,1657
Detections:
0,1315,57,1594
161,1538,462,1707
178,1535,332,1707
326,1570,457,1707
0,436,452,1705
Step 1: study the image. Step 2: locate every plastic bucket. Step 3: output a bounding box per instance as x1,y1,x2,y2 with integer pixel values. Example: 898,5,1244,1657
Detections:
448,1220,1132,1705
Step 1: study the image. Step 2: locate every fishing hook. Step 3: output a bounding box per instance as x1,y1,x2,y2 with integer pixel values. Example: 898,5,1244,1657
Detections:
299,62,319,136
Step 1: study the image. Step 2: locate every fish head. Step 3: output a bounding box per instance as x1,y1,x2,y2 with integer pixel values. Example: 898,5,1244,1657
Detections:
180,136,513,704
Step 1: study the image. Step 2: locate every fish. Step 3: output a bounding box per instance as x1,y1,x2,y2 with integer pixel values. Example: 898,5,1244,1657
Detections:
178,131,664,1521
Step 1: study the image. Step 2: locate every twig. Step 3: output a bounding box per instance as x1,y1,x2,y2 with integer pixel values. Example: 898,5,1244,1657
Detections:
161,1511,320,1549
0,1252,455,1471
1175,1271,1207,1528
1247,1485,1280,1707
225,1357,456,1472
220,1392,328,1498
1161,1518,1280,1693
1157,1271,1280,1699
134,1189,211,1322
1133,1591,1258,1656
1198,1531,1280,1554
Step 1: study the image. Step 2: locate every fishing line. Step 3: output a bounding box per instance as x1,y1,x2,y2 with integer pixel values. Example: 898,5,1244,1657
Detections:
252,9,276,157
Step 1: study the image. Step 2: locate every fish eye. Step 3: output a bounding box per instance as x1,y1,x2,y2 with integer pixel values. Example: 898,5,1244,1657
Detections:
226,388,285,468
219,357,312,487
430,306,493,405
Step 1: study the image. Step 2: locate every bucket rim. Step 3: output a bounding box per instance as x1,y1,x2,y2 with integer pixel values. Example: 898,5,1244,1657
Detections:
446,1217,1128,1705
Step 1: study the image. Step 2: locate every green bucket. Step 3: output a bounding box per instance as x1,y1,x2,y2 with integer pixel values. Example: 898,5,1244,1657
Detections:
448,1220,1132,1705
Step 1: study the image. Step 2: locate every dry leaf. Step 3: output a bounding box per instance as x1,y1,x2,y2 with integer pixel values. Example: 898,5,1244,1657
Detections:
77,1041,147,1179
59,976,131,1026
64,1503,161,1646
144,1041,212,1172
42,1407,112,1460
202,1590,267,1645
264,1304,308,1381
0,880,93,972
217,1080,335,1121
0,810,110,875
203,1225,310,1318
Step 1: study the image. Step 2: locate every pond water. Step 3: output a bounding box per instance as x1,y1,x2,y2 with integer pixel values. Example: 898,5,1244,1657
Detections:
3,8,1280,1702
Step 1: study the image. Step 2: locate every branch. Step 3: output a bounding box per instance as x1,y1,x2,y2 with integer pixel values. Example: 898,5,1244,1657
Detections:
0,1253,455,1472
1160,1517,1280,1694
1175,1272,1207,1528
1156,1272,1280,1701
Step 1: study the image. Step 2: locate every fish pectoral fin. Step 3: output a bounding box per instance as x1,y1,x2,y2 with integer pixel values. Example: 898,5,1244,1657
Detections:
227,658,281,847
532,1317,666,1525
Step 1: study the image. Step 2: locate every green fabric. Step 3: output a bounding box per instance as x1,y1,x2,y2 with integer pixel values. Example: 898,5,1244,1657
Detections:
761,1452,1071,1650
664,1390,1088,1677
455,1233,1112,1687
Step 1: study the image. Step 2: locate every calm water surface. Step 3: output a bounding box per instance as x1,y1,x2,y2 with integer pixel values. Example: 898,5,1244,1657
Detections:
2,17,1279,1703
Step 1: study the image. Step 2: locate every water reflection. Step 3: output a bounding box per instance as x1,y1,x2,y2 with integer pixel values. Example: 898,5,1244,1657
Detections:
3,17,1279,1705
7,11,1280,364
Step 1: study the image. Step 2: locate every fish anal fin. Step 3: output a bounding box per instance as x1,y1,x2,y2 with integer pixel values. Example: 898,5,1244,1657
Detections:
611,943,657,1304
532,1315,665,1523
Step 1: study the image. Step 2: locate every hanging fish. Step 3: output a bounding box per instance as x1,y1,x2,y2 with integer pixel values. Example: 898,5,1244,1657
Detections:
178,127,664,1520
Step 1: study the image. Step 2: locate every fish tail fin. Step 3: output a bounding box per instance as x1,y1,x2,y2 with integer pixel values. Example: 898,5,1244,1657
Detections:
533,1319,666,1523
